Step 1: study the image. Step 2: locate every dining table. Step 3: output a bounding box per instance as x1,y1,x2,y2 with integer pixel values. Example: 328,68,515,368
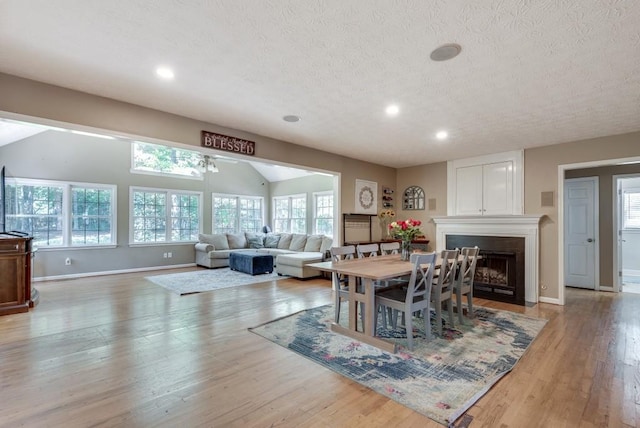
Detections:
308,254,420,353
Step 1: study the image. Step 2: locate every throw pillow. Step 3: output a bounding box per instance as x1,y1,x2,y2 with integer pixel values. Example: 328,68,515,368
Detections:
264,234,280,248
320,236,333,255
227,233,247,249
303,235,324,252
247,235,265,249
289,234,308,251
277,233,293,249
199,233,229,250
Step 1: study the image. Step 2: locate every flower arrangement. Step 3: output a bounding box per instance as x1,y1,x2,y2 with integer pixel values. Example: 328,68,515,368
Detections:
389,218,423,260
378,209,396,238
389,218,423,242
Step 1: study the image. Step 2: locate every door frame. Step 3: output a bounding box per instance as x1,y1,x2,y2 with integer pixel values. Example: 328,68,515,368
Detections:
563,177,599,290
558,156,640,305
613,173,640,292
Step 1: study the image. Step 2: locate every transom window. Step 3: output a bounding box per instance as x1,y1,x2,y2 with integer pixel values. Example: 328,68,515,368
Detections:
5,178,116,247
273,194,306,234
313,191,333,236
130,187,202,243
212,194,264,234
131,141,202,179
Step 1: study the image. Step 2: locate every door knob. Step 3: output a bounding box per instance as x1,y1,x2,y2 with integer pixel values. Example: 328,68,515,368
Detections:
587,238,594,242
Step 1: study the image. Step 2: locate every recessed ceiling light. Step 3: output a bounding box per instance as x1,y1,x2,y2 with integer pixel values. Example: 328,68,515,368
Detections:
385,105,400,116
430,44,462,62
436,130,448,140
283,115,300,122
156,66,175,80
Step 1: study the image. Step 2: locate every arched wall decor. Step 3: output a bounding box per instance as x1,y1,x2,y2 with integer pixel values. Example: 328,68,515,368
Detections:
403,186,425,210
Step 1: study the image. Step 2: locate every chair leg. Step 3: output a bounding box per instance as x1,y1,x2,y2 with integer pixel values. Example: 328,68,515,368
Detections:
456,291,464,325
467,293,474,318
435,303,443,336
335,294,341,323
405,310,413,351
423,308,431,340
447,300,455,329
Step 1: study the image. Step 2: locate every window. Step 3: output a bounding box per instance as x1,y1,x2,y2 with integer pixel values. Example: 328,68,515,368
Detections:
313,191,333,236
623,188,640,229
5,178,116,247
212,194,263,234
273,194,306,233
131,141,202,178
131,187,202,243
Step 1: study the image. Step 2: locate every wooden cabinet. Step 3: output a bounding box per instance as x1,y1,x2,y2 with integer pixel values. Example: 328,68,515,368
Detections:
448,150,523,216
0,234,33,316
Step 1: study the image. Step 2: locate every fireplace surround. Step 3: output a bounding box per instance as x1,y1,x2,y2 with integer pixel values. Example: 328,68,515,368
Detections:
432,215,542,304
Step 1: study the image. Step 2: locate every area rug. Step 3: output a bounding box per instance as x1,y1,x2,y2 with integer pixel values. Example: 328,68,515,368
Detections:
146,268,285,295
249,304,547,427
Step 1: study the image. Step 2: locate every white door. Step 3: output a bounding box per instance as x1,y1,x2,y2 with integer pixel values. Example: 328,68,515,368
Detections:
564,177,598,289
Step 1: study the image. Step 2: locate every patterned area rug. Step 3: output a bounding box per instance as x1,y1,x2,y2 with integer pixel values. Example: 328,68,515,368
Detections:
250,304,546,427
146,268,285,295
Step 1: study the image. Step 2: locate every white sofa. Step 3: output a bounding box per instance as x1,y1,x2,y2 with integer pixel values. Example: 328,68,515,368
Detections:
194,232,332,278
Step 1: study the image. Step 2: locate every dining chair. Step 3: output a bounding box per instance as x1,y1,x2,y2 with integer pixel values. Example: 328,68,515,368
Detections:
356,243,379,258
379,241,400,255
374,252,437,350
454,246,480,324
431,249,459,336
330,245,356,323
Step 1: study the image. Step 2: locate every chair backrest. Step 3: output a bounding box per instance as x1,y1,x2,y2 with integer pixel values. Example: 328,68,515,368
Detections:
356,243,379,258
405,252,437,302
330,245,356,262
330,245,356,291
458,246,480,289
379,241,400,255
434,249,460,292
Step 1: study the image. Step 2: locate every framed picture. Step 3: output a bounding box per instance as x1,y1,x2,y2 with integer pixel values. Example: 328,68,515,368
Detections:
355,179,377,214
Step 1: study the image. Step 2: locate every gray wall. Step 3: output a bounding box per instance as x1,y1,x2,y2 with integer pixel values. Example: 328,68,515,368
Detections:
0,130,270,278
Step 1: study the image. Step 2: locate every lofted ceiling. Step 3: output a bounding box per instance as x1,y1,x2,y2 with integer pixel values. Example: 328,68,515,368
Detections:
1,1,639,168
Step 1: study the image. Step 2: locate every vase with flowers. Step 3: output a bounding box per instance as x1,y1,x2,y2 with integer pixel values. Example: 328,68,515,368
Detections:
378,209,396,239
389,218,423,261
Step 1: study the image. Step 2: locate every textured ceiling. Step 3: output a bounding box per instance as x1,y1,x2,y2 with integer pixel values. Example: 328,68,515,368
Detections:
1,1,639,168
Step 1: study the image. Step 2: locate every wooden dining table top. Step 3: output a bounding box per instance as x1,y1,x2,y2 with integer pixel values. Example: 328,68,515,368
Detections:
309,253,431,281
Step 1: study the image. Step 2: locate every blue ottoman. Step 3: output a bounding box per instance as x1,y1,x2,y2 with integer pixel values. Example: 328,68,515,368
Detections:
229,251,274,275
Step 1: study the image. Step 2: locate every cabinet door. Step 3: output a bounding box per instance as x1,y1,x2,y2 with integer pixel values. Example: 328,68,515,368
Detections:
455,165,484,215
482,161,513,215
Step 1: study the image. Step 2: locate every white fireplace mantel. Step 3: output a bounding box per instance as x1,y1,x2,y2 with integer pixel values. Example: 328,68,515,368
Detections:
431,215,542,304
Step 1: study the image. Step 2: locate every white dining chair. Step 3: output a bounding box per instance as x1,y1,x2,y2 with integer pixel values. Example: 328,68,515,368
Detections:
356,243,379,258
379,241,400,255
374,252,438,350
431,249,459,336
454,246,480,324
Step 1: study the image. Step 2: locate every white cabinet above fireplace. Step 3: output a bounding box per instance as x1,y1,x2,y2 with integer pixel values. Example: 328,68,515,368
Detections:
447,150,523,216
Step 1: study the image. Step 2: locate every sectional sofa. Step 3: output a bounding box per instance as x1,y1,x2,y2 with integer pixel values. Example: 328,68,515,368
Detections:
194,232,333,278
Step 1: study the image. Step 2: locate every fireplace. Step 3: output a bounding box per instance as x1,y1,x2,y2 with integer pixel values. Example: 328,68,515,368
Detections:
446,235,525,305
432,215,541,304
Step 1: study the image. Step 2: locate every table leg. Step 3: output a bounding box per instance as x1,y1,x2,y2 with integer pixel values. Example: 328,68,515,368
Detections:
362,277,375,335
348,275,357,331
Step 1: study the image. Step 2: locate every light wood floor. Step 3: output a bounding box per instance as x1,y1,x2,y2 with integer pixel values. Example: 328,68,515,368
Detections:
1,268,638,428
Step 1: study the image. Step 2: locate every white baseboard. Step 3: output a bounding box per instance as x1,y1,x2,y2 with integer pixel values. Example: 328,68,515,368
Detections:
33,263,196,282
538,296,562,305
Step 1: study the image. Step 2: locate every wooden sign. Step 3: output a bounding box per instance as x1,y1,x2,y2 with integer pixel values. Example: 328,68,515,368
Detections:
201,130,255,156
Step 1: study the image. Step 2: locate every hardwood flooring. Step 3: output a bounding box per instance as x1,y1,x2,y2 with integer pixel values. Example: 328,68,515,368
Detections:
1,269,638,427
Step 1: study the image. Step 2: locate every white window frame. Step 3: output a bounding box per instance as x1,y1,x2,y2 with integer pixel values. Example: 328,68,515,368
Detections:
129,186,203,245
5,177,117,249
622,186,640,230
313,191,333,237
212,193,265,234
272,193,307,234
130,141,203,180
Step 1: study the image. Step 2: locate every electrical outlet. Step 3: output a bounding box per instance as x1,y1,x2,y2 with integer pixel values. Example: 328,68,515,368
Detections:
168,252,172,258
65,257,71,265
163,253,168,258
